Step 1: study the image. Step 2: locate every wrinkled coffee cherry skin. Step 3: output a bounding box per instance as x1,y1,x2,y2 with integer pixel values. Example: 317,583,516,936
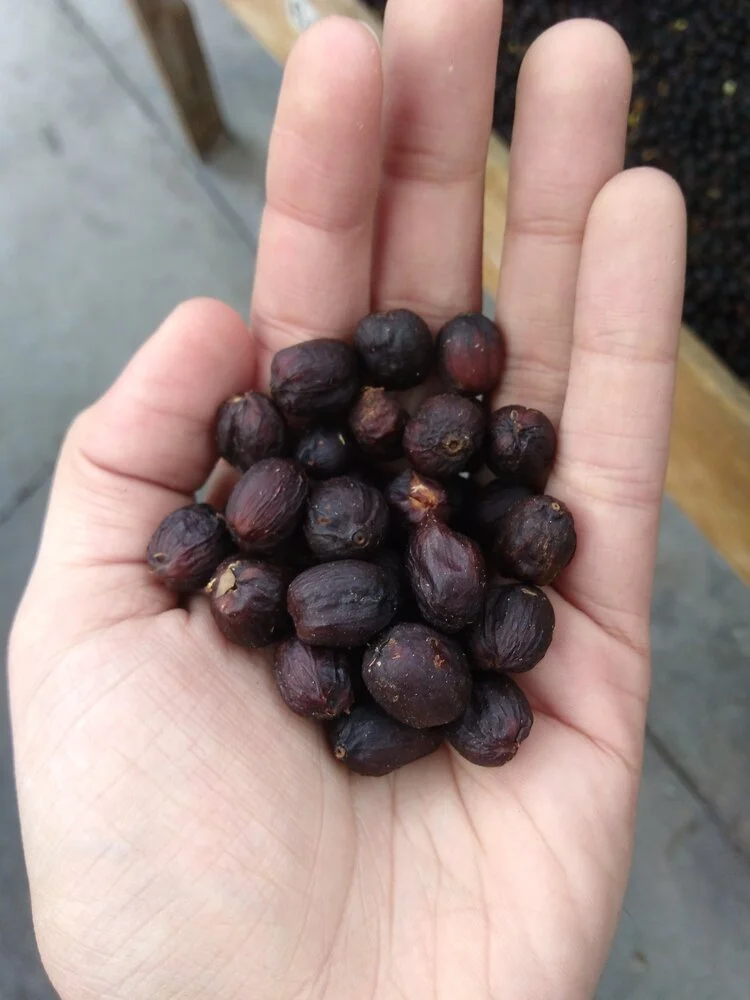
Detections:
273,638,354,720
288,560,398,647
208,557,289,648
495,494,576,586
270,338,360,421
469,584,555,673
349,387,407,460
407,518,486,632
447,673,533,767
225,458,308,553
354,309,434,390
303,476,390,560
147,503,233,592
404,394,486,479
294,427,352,479
215,392,286,471
328,702,444,776
436,312,505,396
363,623,472,728
468,481,532,544
487,406,557,489
386,469,451,527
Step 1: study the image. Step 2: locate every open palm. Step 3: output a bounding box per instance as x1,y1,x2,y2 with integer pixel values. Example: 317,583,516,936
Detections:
9,4,685,999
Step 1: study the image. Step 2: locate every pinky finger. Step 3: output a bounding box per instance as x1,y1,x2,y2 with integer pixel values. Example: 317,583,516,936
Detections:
546,168,686,647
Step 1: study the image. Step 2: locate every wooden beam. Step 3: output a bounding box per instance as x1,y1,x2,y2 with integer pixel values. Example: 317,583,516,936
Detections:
667,332,750,583
221,0,750,585
128,0,226,157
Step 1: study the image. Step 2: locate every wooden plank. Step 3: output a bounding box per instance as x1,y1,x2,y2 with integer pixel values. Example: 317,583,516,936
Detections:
221,0,750,585
128,0,226,157
668,332,750,584
222,0,380,60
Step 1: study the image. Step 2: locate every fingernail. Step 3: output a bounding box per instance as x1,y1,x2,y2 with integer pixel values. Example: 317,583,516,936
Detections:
358,18,381,46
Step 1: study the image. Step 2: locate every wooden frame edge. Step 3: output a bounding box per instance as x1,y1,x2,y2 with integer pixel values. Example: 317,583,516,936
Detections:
128,0,227,157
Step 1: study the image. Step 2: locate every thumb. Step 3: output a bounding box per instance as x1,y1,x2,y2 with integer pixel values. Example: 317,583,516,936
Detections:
11,298,254,652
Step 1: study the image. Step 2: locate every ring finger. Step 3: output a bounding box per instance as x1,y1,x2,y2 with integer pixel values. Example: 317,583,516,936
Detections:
495,19,632,423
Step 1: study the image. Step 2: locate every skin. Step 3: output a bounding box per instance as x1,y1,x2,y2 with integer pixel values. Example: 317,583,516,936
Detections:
8,4,686,999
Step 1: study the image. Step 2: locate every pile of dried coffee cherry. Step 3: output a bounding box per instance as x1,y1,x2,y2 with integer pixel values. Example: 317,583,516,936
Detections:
146,310,576,776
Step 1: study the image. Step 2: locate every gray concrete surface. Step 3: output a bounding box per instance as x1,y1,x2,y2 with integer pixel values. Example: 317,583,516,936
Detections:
1,1,749,996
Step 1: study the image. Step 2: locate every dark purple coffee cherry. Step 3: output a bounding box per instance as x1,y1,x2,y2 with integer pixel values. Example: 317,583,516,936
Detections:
147,503,233,593
273,638,354,720
469,584,555,673
447,673,533,767
294,427,352,479
288,560,398,647
495,494,576,586
404,393,486,479
328,702,444,776
386,469,452,527
348,387,407,460
207,557,289,648
225,458,308,553
303,476,390,560
407,518,486,632
436,312,505,395
215,391,286,471
363,622,472,728
487,406,557,489
270,338,359,421
354,309,434,390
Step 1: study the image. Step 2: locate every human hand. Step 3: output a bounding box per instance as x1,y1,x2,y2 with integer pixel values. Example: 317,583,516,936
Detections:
9,3,685,998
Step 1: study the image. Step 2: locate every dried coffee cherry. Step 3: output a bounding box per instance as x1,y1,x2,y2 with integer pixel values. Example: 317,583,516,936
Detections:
207,557,289,648
407,518,486,632
386,469,451,527
288,560,397,647
215,391,286,471
468,584,555,673
495,494,576,586
225,458,308,553
487,406,556,489
354,309,434,390
404,394,486,478
328,702,444,776
303,476,390,560
294,427,352,479
270,338,359,421
436,312,505,395
147,503,232,592
273,638,354,719
348,387,407,460
447,674,533,767
363,622,472,728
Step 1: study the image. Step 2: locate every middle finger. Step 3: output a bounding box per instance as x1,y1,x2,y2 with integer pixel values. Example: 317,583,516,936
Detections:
373,0,504,328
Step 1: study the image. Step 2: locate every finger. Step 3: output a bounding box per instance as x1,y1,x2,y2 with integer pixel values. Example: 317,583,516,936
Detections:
373,0,503,327
202,459,241,510
547,168,687,643
250,17,382,383
495,19,632,423
37,298,251,591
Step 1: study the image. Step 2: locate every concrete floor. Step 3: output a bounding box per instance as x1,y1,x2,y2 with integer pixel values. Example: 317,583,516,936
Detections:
1,1,749,996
